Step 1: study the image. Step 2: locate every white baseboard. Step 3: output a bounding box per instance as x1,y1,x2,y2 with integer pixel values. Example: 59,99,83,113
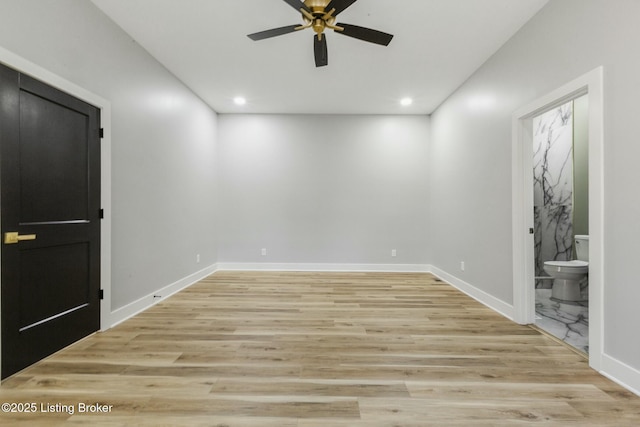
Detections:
216,262,430,273
601,354,640,397
428,266,515,321
108,263,217,328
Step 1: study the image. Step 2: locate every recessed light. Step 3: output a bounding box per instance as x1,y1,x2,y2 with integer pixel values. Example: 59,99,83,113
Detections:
233,96,246,106
400,97,413,107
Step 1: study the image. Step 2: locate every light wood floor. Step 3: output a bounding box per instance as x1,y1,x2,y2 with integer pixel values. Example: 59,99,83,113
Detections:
1,271,639,426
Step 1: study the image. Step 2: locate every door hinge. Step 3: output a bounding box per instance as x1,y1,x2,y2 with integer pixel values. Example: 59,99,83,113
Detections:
99,128,104,138
529,228,534,234
99,208,104,219
99,289,104,300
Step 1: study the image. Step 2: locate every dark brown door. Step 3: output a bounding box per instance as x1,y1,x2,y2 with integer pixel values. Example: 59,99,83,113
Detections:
0,63,101,379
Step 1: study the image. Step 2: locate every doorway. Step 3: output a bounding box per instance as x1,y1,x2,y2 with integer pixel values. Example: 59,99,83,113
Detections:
532,96,589,354
511,67,604,371
0,63,101,378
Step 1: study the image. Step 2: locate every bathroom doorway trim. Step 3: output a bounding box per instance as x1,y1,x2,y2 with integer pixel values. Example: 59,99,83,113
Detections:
511,67,604,371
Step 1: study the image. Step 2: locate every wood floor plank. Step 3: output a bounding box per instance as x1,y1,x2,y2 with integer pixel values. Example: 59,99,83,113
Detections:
66,415,299,427
1,271,639,425
209,379,411,398
358,396,585,423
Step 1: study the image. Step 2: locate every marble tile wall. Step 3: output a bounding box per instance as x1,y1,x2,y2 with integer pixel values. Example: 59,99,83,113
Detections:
533,101,574,283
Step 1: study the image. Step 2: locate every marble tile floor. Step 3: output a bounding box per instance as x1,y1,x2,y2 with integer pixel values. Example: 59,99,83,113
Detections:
535,288,589,354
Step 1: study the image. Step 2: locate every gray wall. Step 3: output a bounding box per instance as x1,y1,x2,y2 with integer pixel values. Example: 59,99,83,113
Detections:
218,114,430,266
430,0,640,371
0,0,219,310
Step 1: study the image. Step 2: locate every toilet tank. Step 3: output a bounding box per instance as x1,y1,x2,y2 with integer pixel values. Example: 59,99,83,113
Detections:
575,235,589,261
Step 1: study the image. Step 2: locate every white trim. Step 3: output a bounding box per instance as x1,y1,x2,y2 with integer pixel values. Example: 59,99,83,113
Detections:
601,355,640,397
429,266,515,321
511,67,604,371
109,264,218,328
216,263,431,273
511,109,536,325
0,46,113,371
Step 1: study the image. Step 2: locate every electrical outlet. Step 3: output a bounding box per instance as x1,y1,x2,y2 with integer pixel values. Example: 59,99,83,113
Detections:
391,249,397,257
196,254,200,263
460,261,465,271
261,248,267,256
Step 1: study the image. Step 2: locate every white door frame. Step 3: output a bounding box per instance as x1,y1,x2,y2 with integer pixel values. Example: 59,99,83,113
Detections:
0,46,113,377
511,66,604,371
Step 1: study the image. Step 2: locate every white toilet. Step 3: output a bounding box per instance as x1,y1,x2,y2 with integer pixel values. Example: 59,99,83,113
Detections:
543,235,589,303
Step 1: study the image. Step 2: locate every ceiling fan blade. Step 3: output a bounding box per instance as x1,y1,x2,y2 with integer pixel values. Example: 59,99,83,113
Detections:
335,23,393,46
248,25,300,41
326,0,359,16
314,34,328,67
282,0,311,13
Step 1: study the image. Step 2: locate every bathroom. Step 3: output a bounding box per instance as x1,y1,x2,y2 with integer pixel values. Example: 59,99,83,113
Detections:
533,94,589,354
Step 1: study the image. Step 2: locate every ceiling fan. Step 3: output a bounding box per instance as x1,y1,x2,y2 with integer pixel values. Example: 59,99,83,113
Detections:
247,0,394,67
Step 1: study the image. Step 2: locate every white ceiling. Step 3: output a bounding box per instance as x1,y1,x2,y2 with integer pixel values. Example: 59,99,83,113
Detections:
91,0,549,115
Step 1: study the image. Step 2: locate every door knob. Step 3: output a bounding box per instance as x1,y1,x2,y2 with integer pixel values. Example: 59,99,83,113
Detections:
4,232,37,245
